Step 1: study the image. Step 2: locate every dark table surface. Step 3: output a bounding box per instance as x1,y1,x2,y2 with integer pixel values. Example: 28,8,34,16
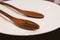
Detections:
0,28,60,40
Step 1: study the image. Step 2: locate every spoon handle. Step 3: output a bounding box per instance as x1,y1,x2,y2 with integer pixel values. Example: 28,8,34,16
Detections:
0,2,22,11
0,10,14,19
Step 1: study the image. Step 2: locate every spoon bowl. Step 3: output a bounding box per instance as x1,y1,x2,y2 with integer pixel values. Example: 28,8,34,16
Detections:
0,2,44,19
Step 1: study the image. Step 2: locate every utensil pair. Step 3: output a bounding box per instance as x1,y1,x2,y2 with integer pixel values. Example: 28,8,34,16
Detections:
0,2,44,31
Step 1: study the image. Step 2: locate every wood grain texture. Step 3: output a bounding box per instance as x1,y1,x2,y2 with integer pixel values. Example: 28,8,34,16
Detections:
0,2,44,19
0,10,39,31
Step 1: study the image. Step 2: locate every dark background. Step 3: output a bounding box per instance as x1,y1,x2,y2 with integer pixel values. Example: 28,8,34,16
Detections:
0,28,60,40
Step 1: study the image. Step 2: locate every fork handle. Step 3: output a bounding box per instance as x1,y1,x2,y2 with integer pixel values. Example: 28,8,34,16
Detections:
0,10,14,19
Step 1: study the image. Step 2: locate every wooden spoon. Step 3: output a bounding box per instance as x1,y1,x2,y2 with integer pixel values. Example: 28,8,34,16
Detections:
0,10,39,31
0,2,44,18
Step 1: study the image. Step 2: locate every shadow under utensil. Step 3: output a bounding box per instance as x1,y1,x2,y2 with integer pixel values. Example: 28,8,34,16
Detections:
0,14,12,23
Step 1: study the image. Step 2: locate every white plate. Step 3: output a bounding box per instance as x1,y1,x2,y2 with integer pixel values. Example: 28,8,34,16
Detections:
0,0,60,36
